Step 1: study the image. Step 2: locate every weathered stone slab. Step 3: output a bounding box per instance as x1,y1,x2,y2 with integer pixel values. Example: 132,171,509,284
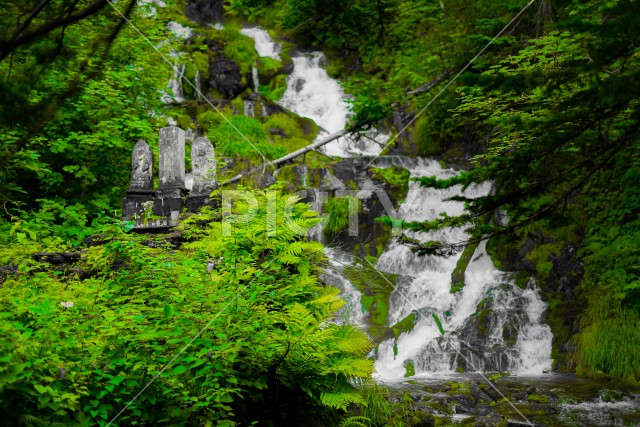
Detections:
128,139,154,193
191,137,217,196
122,193,155,221
158,126,186,191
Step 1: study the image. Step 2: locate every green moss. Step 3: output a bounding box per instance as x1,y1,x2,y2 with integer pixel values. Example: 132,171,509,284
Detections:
231,97,245,114
196,110,225,132
323,196,360,236
343,260,397,343
263,74,288,102
263,113,305,139
390,312,417,356
257,56,283,83
486,233,520,271
208,115,286,161
222,28,258,75
370,166,411,202
450,240,480,294
414,115,442,156
165,108,194,130
526,393,550,403
477,308,492,337
404,361,415,378
192,51,211,80
514,271,532,289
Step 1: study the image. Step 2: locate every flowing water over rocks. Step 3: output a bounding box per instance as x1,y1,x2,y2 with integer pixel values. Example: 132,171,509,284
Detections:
239,25,640,426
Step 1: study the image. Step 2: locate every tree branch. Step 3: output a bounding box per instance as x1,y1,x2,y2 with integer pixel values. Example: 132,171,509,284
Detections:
0,0,110,62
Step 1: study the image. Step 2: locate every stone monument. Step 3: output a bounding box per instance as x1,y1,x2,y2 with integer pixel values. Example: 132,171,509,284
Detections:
187,137,218,211
122,139,155,220
154,126,186,218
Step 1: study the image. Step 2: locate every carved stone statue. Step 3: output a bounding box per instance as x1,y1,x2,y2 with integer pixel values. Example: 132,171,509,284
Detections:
191,137,217,195
129,139,153,192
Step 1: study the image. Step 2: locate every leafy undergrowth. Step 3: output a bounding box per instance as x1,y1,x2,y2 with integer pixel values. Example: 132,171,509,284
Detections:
0,186,381,426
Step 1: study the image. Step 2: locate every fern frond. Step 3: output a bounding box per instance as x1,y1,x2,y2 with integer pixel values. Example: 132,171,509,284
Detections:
320,390,366,410
341,416,372,427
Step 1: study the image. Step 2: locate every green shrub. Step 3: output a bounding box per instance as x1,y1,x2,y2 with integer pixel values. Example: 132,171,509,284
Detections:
0,186,375,425
323,196,360,236
209,115,287,161
413,115,441,156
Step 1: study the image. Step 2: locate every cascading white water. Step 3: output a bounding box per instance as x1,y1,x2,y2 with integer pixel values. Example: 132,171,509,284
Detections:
252,66,260,91
373,158,553,378
243,100,255,117
195,70,202,102
237,24,553,379
322,249,366,326
240,27,281,60
162,62,186,104
278,52,388,156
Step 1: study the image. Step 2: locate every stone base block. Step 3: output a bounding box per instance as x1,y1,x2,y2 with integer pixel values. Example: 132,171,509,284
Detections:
186,194,219,213
122,192,155,220
153,197,184,218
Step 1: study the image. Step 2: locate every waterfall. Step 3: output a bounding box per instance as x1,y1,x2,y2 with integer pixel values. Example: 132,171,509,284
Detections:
243,100,255,117
278,52,388,156
236,23,554,379
322,249,366,326
162,62,186,104
371,158,553,378
252,66,260,92
195,70,202,102
240,27,281,60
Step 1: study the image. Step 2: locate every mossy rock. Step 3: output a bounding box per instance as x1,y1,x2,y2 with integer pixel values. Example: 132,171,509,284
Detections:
343,260,397,342
451,240,480,294
257,56,283,85
525,393,550,403
413,115,442,156
370,166,411,202
477,308,492,337
404,361,416,378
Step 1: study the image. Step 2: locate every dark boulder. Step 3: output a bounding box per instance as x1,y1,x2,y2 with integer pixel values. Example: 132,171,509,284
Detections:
209,56,247,99
185,0,223,23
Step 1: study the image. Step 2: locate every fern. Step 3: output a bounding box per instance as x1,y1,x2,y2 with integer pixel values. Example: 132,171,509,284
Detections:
321,390,366,410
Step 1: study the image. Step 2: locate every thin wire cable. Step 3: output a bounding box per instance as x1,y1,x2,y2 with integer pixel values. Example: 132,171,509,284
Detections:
363,0,537,169
106,0,275,171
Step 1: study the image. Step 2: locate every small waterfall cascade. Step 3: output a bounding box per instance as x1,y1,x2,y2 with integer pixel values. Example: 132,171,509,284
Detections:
371,158,553,378
161,22,192,104
162,62,186,104
321,249,366,326
278,52,387,156
195,70,202,102
243,100,255,117
252,66,260,91
240,27,281,60
306,188,326,244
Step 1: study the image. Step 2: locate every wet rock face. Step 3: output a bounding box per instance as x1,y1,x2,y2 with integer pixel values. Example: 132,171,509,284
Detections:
208,56,247,99
185,0,224,23
547,244,583,300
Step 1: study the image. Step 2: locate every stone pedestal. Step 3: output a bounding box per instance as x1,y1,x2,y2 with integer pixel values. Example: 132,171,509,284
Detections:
122,192,155,221
186,193,220,212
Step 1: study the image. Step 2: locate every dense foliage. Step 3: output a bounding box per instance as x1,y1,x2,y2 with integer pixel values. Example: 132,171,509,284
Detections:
0,0,175,235
0,187,376,426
